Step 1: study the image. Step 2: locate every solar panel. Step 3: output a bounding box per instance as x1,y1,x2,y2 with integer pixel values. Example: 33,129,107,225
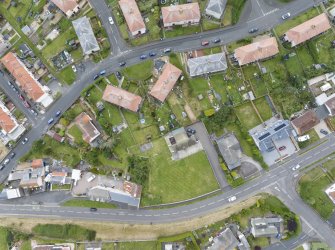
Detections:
274,123,286,131
258,132,270,141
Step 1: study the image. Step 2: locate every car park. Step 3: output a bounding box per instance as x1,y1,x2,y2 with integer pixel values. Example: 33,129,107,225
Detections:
278,146,286,151
149,52,156,57
108,16,114,25
119,62,126,67
201,41,209,46
164,48,171,53
55,110,61,117
140,55,147,60
93,74,99,80
48,118,54,124
22,137,28,144
249,28,259,33
71,65,77,72
90,207,97,212
10,152,15,158
282,12,291,20
292,164,301,171
320,129,328,135
115,71,122,80
213,38,221,43
100,70,106,75
228,196,236,202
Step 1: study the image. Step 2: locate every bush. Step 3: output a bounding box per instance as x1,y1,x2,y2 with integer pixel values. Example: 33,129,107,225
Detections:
32,224,96,241
204,109,215,117
127,156,150,186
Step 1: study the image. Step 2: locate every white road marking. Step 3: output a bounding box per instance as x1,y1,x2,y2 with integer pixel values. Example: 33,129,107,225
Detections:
255,0,265,15
321,148,328,152
314,152,320,156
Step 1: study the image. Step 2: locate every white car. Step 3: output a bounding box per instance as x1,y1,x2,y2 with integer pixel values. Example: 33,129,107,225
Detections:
282,12,291,20
292,164,301,171
228,196,236,202
71,65,77,73
3,158,9,165
108,16,114,25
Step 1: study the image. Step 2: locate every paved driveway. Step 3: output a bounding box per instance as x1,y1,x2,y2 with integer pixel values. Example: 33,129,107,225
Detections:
186,122,229,189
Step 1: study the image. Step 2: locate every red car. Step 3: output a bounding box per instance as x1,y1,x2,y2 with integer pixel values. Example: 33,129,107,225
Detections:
201,41,209,46
23,101,31,108
278,146,286,151
19,94,25,101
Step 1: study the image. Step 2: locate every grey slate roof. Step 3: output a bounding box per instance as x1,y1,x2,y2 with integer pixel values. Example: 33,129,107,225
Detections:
72,16,100,55
216,133,242,170
206,0,227,19
187,53,227,77
251,217,283,238
208,228,239,250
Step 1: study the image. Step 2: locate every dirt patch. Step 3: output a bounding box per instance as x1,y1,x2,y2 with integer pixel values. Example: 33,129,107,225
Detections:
184,104,196,123
0,195,260,241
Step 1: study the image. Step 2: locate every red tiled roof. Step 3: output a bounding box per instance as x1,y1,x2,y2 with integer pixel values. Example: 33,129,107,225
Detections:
102,85,142,112
291,110,320,135
1,52,45,101
0,106,16,133
74,112,100,143
52,171,67,177
50,0,78,15
285,13,331,47
162,3,200,27
31,159,43,169
149,62,182,102
119,0,146,34
234,37,279,66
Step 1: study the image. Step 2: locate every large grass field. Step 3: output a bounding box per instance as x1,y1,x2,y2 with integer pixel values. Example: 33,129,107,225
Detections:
298,167,335,219
234,102,262,130
102,241,157,250
140,138,219,206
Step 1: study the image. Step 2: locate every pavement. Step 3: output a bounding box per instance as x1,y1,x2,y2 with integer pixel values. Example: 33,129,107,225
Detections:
0,0,333,247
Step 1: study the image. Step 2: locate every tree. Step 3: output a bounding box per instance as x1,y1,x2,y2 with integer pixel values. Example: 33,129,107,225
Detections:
287,218,298,232
127,156,150,185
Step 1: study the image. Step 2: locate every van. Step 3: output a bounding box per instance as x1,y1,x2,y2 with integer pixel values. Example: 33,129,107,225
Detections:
48,118,54,124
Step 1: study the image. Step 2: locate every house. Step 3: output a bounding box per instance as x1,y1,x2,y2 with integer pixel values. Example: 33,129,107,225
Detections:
325,183,335,205
249,119,292,152
31,159,44,169
72,173,142,208
46,130,65,143
0,100,25,143
102,85,142,112
291,110,320,135
74,112,100,143
307,73,335,106
119,0,146,36
187,52,227,77
250,217,283,238
33,244,72,250
21,25,32,36
50,0,80,18
284,13,331,47
162,3,200,28
1,188,23,199
164,127,203,160
1,52,53,108
325,96,335,116
205,0,227,19
72,16,100,55
234,37,279,66
207,228,239,250
149,62,182,102
215,133,242,170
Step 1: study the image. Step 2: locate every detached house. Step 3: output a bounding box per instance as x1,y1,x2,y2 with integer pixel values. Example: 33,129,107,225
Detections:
51,0,81,18
205,0,227,19
291,110,320,135
284,13,331,47
74,112,100,144
162,3,200,28
119,0,146,36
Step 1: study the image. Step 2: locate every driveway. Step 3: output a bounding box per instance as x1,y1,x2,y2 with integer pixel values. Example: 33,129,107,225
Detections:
314,120,331,139
186,122,229,189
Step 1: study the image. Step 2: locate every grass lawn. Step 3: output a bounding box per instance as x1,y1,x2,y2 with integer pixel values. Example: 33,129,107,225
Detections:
62,199,117,208
102,241,157,250
68,125,85,145
0,227,10,250
223,0,247,25
323,158,335,179
298,129,319,149
164,25,201,39
141,139,219,206
122,60,153,80
235,102,262,130
58,65,76,85
298,167,334,219
253,97,273,121
202,19,221,31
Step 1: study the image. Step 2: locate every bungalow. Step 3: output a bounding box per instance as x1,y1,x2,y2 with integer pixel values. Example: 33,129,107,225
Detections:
234,37,279,66
102,85,142,112
207,228,239,250
1,52,53,108
250,217,283,238
187,52,227,77
50,0,81,18
162,3,200,28
325,96,335,116
215,133,242,170
205,0,227,19
119,0,146,36
74,112,100,143
284,13,331,47
149,62,182,102
291,110,320,135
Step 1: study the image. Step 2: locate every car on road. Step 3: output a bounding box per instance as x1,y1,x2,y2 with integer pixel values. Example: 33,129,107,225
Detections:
149,52,156,57
55,110,61,117
201,41,209,46
278,146,286,151
30,109,38,116
48,118,54,125
10,152,15,159
213,38,221,43
23,101,31,108
320,129,329,135
0,164,4,170
12,86,18,93
108,16,114,25
7,81,12,86
19,94,25,101
163,48,171,53
119,62,126,67
115,71,122,80
21,137,28,144
3,159,9,165
93,74,99,80
71,65,77,72
90,207,97,212
249,28,259,33
100,70,106,76
292,164,301,171
228,196,236,202
282,12,291,20
140,55,147,60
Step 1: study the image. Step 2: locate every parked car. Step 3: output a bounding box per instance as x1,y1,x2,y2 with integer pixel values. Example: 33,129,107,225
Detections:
55,110,61,117
108,16,114,25
249,28,259,33
19,94,25,101
163,48,171,53
71,65,77,72
140,55,147,60
228,196,236,202
100,70,106,75
90,207,97,212
48,118,54,125
320,129,329,135
278,146,286,151
10,152,15,159
213,38,221,43
115,71,122,80
281,12,291,20
201,41,209,46
21,137,29,144
3,158,9,165
7,81,12,86
93,74,99,80
187,128,196,134
0,164,4,170
292,164,301,171
23,101,31,108
30,109,38,116
119,62,126,67
149,52,156,57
